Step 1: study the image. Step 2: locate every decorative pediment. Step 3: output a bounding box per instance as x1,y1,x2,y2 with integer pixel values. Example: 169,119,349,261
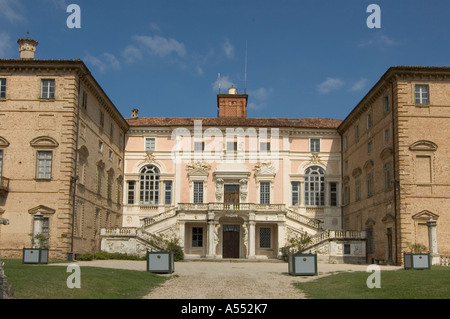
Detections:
352,167,362,178
365,217,376,227
96,160,105,170
78,145,89,159
28,205,56,216
186,160,211,176
253,161,276,177
412,210,439,221
30,136,59,148
382,213,395,223
363,159,374,171
409,140,438,152
380,147,393,160
0,136,10,147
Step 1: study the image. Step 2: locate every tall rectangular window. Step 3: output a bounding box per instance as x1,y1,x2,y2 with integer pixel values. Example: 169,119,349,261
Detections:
310,139,320,152
291,182,300,206
99,111,105,128
164,181,172,205
383,96,389,113
81,90,88,109
145,138,156,152
355,179,361,201
227,141,237,152
260,142,271,152
260,182,270,204
330,182,338,206
192,227,203,247
41,79,55,99
384,162,392,190
0,78,6,98
127,181,135,204
259,227,271,248
36,151,52,180
415,85,429,105
193,181,203,203
194,141,205,152
0,149,3,177
367,172,374,197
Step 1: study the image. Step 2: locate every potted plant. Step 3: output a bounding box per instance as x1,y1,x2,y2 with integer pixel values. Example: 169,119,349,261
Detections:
282,234,317,276
23,233,49,264
404,243,430,270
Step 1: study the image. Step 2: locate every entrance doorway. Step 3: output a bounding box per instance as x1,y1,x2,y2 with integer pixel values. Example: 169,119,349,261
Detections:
223,225,240,258
224,185,240,205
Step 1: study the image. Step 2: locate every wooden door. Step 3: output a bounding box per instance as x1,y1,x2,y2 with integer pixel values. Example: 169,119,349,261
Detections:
224,185,239,207
223,225,240,258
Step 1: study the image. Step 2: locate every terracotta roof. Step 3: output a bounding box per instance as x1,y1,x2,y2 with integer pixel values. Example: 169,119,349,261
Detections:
127,117,342,129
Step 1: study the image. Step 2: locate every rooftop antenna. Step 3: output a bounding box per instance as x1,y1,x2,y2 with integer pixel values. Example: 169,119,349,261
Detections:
218,73,221,94
244,40,248,94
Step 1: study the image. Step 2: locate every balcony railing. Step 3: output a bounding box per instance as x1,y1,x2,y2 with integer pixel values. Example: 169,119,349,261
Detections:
178,203,286,212
0,176,10,193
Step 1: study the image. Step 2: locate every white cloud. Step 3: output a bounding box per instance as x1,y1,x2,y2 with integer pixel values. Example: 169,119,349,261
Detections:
359,33,399,48
350,78,369,91
212,75,234,92
317,77,345,94
0,32,12,58
248,87,274,110
84,52,121,73
122,45,143,63
0,0,26,23
222,38,234,58
131,35,186,58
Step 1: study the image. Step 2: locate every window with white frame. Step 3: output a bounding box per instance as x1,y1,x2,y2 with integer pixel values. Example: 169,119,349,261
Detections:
194,141,205,152
260,142,271,152
139,165,160,204
415,84,429,105
36,151,52,180
260,182,270,204
164,181,172,205
330,182,338,206
193,181,203,204
41,79,55,99
310,139,320,152
291,182,300,206
127,181,135,205
145,138,156,152
304,166,325,206
0,78,6,98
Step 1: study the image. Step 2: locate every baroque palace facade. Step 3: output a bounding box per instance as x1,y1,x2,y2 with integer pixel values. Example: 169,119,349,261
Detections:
1,38,449,264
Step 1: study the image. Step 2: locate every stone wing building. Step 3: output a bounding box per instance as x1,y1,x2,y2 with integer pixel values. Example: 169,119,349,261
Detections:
338,66,450,265
0,39,128,259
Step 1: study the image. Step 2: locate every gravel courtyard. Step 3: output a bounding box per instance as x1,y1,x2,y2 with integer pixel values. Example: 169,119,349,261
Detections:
73,259,401,299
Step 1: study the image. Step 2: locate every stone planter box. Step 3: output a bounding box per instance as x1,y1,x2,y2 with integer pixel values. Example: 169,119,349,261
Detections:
146,251,174,274
289,254,317,276
404,253,430,270
22,248,49,264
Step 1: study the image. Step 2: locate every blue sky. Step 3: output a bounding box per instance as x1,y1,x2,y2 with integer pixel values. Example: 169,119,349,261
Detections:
1,0,449,120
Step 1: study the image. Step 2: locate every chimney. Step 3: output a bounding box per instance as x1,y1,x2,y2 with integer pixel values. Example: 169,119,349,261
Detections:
131,109,139,119
17,38,39,59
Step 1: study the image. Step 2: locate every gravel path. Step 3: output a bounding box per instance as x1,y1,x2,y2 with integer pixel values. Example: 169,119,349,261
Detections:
72,260,402,299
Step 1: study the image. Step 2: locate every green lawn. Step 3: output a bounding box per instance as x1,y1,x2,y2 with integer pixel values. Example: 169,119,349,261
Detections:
2,259,167,299
294,266,450,299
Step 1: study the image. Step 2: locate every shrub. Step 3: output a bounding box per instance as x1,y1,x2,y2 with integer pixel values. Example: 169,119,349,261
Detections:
280,233,312,262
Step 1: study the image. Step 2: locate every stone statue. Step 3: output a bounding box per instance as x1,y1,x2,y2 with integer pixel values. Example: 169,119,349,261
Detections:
0,217,14,299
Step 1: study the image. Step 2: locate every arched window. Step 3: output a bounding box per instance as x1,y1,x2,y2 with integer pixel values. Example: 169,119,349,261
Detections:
139,165,160,204
305,166,325,206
